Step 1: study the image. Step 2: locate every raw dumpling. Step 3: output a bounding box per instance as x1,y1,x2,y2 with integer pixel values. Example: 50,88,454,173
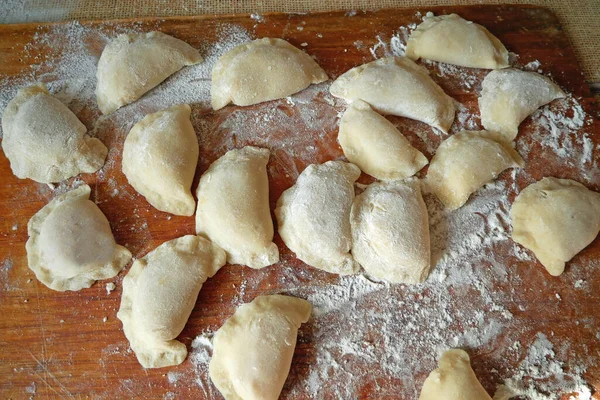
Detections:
122,104,199,216
26,184,131,291
479,68,565,140
195,146,279,269
406,13,509,69
96,31,203,114
275,161,361,275
209,295,312,400
338,100,428,180
329,57,456,132
510,177,600,276
211,38,328,110
1,84,107,183
426,130,524,210
419,349,492,400
351,180,430,284
117,235,226,368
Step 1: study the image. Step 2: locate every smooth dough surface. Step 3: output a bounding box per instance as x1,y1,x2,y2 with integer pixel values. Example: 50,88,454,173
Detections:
211,37,328,110
275,161,361,275
96,31,203,114
195,146,279,269
122,104,199,216
329,56,456,132
510,177,600,276
26,184,131,291
209,295,312,400
1,84,107,183
117,235,226,368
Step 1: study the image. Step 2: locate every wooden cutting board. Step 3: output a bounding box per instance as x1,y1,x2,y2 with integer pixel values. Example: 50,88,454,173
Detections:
1,5,599,399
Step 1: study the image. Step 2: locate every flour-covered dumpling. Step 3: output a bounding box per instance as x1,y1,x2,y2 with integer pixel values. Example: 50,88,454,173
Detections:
211,38,328,110
210,295,311,400
275,161,361,275
1,84,107,183
96,32,203,114
122,104,198,216
330,56,456,132
510,177,600,276
26,184,131,291
117,235,226,368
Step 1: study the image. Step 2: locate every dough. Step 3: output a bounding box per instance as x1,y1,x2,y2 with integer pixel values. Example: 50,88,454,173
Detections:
195,146,279,269
419,349,492,400
26,184,131,291
96,31,203,114
117,235,226,368
351,180,430,284
479,68,565,140
329,56,456,132
406,13,509,69
510,177,600,276
1,84,107,183
338,100,428,180
426,130,524,210
209,295,312,400
275,161,361,275
122,104,199,216
211,38,328,110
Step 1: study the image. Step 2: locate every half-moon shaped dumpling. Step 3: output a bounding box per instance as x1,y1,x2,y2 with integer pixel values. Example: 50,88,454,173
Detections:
209,295,312,400
329,56,456,132
2,84,107,183
510,177,600,276
26,184,131,291
96,32,203,114
122,104,199,216
426,130,524,210
339,100,428,180
195,146,279,269
351,180,430,284
117,235,226,368
479,68,565,140
419,349,492,400
275,161,361,275
211,38,328,110
406,13,509,69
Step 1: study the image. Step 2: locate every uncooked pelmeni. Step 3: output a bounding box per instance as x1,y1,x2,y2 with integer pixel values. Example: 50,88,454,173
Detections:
1,84,107,183
510,177,600,276
209,295,312,400
211,37,328,110
275,161,361,275
329,56,456,132
117,235,226,368
195,146,279,269
26,184,131,292
96,31,203,114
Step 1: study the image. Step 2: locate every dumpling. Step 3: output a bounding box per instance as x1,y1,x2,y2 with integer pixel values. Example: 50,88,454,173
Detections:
209,295,312,400
426,130,524,210
406,13,509,69
351,180,430,284
479,68,565,140
510,177,600,276
329,56,456,132
117,235,226,368
275,161,361,275
211,38,328,110
122,104,199,216
419,349,492,400
96,31,203,114
1,84,107,183
26,184,131,291
195,146,279,269
338,100,428,180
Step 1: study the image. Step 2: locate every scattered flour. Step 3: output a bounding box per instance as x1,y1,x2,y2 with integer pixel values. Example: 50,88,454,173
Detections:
105,282,116,295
